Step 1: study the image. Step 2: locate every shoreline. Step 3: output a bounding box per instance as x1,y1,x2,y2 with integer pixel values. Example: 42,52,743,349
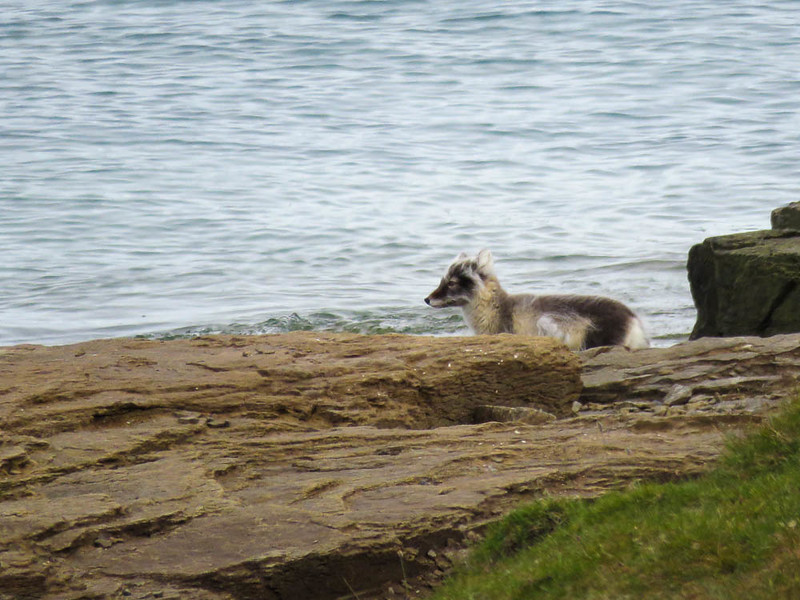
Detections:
2,331,799,599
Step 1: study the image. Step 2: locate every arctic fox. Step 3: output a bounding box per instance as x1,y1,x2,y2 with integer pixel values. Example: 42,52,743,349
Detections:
424,249,649,351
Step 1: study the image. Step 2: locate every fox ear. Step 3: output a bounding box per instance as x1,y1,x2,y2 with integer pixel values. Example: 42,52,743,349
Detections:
454,251,469,262
475,249,494,274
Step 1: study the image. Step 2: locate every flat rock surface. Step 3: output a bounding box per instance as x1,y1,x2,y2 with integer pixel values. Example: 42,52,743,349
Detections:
1,332,799,600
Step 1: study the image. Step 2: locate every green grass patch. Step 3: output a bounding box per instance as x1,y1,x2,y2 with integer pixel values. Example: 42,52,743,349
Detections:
432,395,800,600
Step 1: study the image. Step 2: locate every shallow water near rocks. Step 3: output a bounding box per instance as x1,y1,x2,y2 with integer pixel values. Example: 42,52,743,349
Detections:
2,0,798,346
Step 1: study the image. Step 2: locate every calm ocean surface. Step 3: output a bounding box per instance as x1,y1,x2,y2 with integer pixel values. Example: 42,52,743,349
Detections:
2,0,799,347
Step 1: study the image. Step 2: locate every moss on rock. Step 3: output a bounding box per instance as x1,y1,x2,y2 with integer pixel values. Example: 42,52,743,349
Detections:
688,229,800,339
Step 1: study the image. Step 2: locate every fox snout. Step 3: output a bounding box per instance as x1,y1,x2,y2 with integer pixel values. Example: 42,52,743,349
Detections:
424,280,449,308
424,287,444,307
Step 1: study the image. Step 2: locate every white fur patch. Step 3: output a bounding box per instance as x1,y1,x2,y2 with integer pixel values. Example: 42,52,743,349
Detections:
534,314,590,350
622,317,650,349
426,297,449,308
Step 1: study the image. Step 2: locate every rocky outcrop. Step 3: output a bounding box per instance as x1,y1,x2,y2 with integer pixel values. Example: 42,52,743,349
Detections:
688,227,800,339
1,332,800,600
579,333,800,415
771,201,800,230
0,332,580,435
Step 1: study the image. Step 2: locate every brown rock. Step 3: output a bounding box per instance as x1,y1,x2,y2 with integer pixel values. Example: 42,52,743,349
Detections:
473,404,557,425
1,332,798,600
580,333,800,414
0,332,580,437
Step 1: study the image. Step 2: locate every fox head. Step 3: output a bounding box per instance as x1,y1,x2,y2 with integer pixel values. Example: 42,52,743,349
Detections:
425,249,496,308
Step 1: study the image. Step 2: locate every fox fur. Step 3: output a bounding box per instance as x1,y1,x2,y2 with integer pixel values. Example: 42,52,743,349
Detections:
424,249,649,351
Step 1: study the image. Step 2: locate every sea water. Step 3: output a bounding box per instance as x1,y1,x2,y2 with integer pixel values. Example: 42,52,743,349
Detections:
2,0,799,347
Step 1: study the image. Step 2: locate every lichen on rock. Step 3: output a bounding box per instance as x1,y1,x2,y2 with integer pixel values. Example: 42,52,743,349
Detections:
688,227,800,339
771,201,800,231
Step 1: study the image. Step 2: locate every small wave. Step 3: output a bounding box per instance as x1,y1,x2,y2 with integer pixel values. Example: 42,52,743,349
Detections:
143,309,469,341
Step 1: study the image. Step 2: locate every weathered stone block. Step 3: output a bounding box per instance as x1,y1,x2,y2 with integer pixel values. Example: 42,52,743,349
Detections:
0,332,581,435
688,229,800,339
772,201,800,230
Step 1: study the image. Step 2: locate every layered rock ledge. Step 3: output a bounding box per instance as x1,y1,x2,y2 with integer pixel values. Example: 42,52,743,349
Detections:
2,332,800,600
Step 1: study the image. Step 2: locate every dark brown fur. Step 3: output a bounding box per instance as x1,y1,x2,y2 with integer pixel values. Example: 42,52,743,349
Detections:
524,295,637,348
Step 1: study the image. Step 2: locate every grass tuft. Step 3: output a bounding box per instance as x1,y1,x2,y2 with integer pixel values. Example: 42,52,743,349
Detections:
472,499,571,566
432,394,800,600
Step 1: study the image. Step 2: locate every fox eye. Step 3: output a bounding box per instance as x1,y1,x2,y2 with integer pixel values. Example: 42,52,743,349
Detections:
447,280,458,288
